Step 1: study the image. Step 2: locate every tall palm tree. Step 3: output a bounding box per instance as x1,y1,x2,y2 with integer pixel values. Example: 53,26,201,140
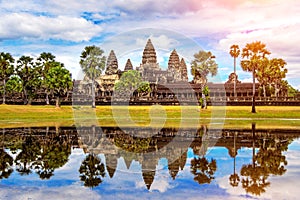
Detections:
241,41,270,113
229,45,240,97
79,46,106,108
0,52,15,104
191,50,218,108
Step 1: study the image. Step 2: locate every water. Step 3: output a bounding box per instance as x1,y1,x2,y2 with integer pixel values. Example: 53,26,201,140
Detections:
1,126,300,200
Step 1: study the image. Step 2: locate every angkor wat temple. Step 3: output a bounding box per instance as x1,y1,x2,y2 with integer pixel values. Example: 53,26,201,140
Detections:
73,39,298,106
2,39,299,105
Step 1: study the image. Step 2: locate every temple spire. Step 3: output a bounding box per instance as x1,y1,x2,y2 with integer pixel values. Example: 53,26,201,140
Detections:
168,49,180,71
180,58,188,81
142,39,157,64
105,50,119,75
124,59,133,71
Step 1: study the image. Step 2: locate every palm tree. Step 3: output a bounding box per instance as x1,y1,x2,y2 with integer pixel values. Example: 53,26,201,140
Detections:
241,41,270,113
191,51,218,108
79,46,106,108
229,45,240,97
0,52,15,104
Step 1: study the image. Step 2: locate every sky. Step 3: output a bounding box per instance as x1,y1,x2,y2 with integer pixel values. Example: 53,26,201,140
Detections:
0,0,299,89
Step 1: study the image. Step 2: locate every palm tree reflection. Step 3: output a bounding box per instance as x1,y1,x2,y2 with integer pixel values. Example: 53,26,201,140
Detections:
239,123,289,196
229,132,240,187
15,136,39,175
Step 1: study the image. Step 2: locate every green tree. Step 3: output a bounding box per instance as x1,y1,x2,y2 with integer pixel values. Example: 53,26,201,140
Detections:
256,58,287,98
287,83,299,97
16,56,41,105
114,70,151,99
241,41,271,113
80,46,106,108
45,62,72,107
256,58,272,98
37,52,56,105
137,81,151,96
0,52,15,104
269,58,287,98
79,153,106,188
229,45,240,97
191,51,218,108
5,75,23,95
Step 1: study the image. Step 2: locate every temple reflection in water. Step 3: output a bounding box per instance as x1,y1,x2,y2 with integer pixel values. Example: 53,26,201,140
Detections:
1,126,300,197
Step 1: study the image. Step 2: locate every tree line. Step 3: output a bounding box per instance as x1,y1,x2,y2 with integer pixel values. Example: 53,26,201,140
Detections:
0,52,72,107
191,41,292,112
1,42,296,110
229,41,290,112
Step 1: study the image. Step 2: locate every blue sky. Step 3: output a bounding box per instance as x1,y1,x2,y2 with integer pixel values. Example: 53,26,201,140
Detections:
0,0,299,89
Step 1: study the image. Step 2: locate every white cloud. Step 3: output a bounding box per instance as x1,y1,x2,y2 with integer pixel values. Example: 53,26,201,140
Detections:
0,184,101,200
0,13,102,42
0,0,299,87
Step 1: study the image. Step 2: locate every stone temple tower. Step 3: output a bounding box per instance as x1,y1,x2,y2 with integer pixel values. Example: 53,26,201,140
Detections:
105,50,119,75
168,49,180,71
142,39,157,65
180,58,188,82
124,59,133,71
139,39,160,71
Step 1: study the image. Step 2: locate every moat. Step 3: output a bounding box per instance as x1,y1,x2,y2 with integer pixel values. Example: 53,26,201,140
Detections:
1,126,300,199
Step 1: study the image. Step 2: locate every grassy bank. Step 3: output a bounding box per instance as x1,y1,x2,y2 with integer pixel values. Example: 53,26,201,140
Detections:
1,105,300,129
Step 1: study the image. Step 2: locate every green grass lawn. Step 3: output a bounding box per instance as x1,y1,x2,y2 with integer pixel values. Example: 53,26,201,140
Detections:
1,104,300,129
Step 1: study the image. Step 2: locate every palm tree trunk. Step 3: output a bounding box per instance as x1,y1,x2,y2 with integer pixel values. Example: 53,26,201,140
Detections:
201,88,207,109
233,131,237,174
92,79,96,108
252,67,256,113
252,123,256,168
234,57,237,98
2,79,6,104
